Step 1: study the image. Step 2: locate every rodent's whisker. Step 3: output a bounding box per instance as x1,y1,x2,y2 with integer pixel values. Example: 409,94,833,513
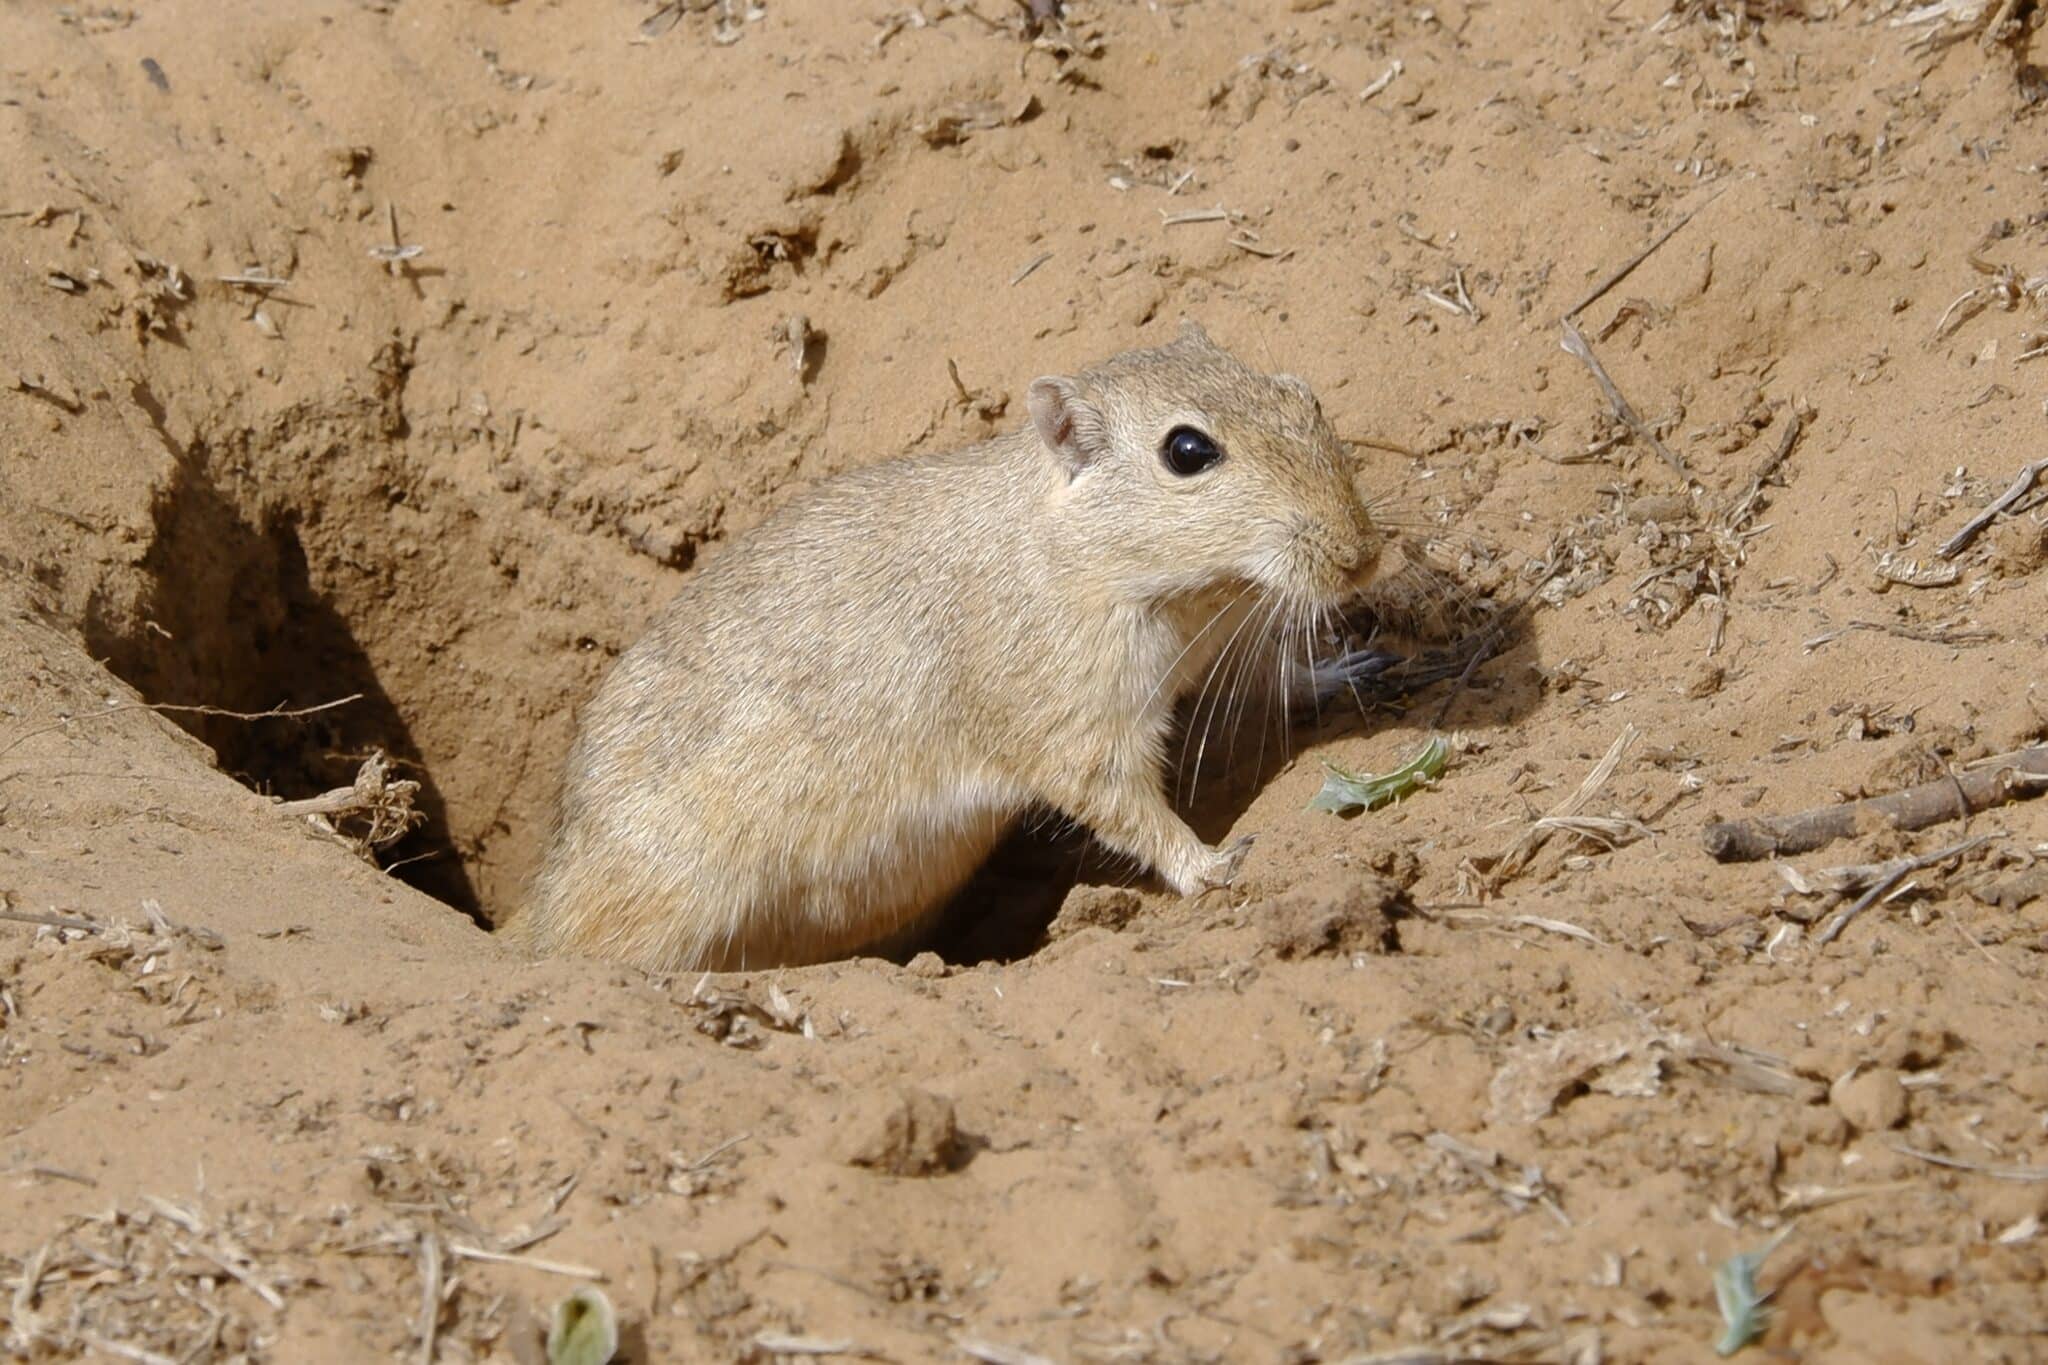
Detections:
1162,574,1272,809
1178,585,1272,803
1220,590,1283,779
1144,576,1261,716
1245,599,1289,781
1282,599,1314,764
1364,498,1528,538
1227,590,1291,776
1176,584,1278,806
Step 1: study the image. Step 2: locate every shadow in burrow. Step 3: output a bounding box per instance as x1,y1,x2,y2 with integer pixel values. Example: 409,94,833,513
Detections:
81,414,483,923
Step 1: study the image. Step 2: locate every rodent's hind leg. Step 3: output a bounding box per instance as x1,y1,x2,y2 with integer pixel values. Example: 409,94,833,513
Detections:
1044,766,1251,897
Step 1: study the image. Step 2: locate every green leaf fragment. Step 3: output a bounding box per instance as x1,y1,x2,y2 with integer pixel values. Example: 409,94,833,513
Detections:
547,1285,619,1365
1309,735,1449,815
1712,1230,1791,1356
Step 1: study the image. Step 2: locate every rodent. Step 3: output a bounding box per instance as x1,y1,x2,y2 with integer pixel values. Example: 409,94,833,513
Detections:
503,322,1385,972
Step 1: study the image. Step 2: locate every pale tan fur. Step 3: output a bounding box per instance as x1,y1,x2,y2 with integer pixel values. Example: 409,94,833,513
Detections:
502,324,1383,972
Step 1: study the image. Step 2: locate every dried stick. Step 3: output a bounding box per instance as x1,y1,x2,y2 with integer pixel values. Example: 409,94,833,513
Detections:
1981,0,2033,50
1892,1142,2048,1182
1937,456,2047,558
445,1243,604,1279
0,693,361,760
1562,190,1724,321
1704,747,2048,863
1812,835,1996,946
0,907,102,933
415,1229,443,1365
1783,834,1994,897
1008,251,1053,286
269,752,421,849
1724,410,1804,519
1559,318,1688,482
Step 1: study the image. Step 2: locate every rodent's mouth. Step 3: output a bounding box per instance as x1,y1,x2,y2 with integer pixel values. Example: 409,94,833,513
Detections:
1349,536,1385,587
1251,523,1385,611
1262,559,1379,614
1320,540,1384,605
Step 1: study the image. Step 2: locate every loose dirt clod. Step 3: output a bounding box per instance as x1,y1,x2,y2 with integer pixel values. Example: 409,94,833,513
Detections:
839,1088,960,1176
1830,1066,1909,1132
1262,870,1405,958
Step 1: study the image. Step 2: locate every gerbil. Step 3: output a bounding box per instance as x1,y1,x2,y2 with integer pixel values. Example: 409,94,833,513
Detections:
504,323,1385,972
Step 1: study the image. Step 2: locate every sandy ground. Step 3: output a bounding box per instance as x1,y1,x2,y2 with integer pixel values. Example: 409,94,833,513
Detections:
4,0,2048,1361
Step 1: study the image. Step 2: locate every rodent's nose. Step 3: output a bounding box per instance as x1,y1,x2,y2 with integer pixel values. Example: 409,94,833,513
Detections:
1340,513,1383,584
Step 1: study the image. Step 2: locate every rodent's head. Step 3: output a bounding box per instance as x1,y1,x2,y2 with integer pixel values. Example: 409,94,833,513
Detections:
1028,322,1382,611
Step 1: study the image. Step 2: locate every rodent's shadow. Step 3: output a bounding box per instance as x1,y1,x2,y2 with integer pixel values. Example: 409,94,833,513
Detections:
910,602,1545,966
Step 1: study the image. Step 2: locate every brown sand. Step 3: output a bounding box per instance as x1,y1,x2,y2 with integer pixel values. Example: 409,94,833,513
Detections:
4,1,2047,1361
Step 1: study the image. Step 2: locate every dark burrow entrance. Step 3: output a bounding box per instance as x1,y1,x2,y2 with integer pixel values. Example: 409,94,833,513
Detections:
86,388,484,921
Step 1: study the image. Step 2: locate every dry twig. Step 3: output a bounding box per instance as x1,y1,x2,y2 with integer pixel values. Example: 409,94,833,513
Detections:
1892,1142,2048,1182
1558,319,1688,482
445,1243,603,1279
1563,191,1723,321
1009,250,1053,285
272,750,422,851
414,1228,442,1365
1938,456,2048,558
0,693,361,760
0,907,101,933
1811,835,1997,946
1704,747,2047,862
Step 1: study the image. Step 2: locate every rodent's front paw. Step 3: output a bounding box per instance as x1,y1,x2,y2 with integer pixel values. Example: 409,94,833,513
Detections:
1308,645,1406,707
1182,833,1255,895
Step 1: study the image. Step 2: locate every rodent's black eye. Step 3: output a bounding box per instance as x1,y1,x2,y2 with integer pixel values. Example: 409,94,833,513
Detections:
1161,425,1224,477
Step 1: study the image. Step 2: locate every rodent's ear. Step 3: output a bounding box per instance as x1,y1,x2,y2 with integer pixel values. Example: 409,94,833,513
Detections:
1176,319,1214,350
1028,376,1111,478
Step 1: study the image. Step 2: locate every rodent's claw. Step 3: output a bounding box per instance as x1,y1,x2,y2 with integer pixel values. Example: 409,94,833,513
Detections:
1193,833,1255,893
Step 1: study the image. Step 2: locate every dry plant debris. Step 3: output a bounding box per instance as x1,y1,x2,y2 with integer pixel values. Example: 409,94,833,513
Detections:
680,973,813,1046
272,749,424,860
1468,726,1648,891
1488,1016,1821,1125
1704,746,2048,861
2,1200,293,1362
1938,456,2048,558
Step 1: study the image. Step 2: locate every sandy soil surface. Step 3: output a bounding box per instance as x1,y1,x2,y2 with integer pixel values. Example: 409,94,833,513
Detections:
4,1,2048,1361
